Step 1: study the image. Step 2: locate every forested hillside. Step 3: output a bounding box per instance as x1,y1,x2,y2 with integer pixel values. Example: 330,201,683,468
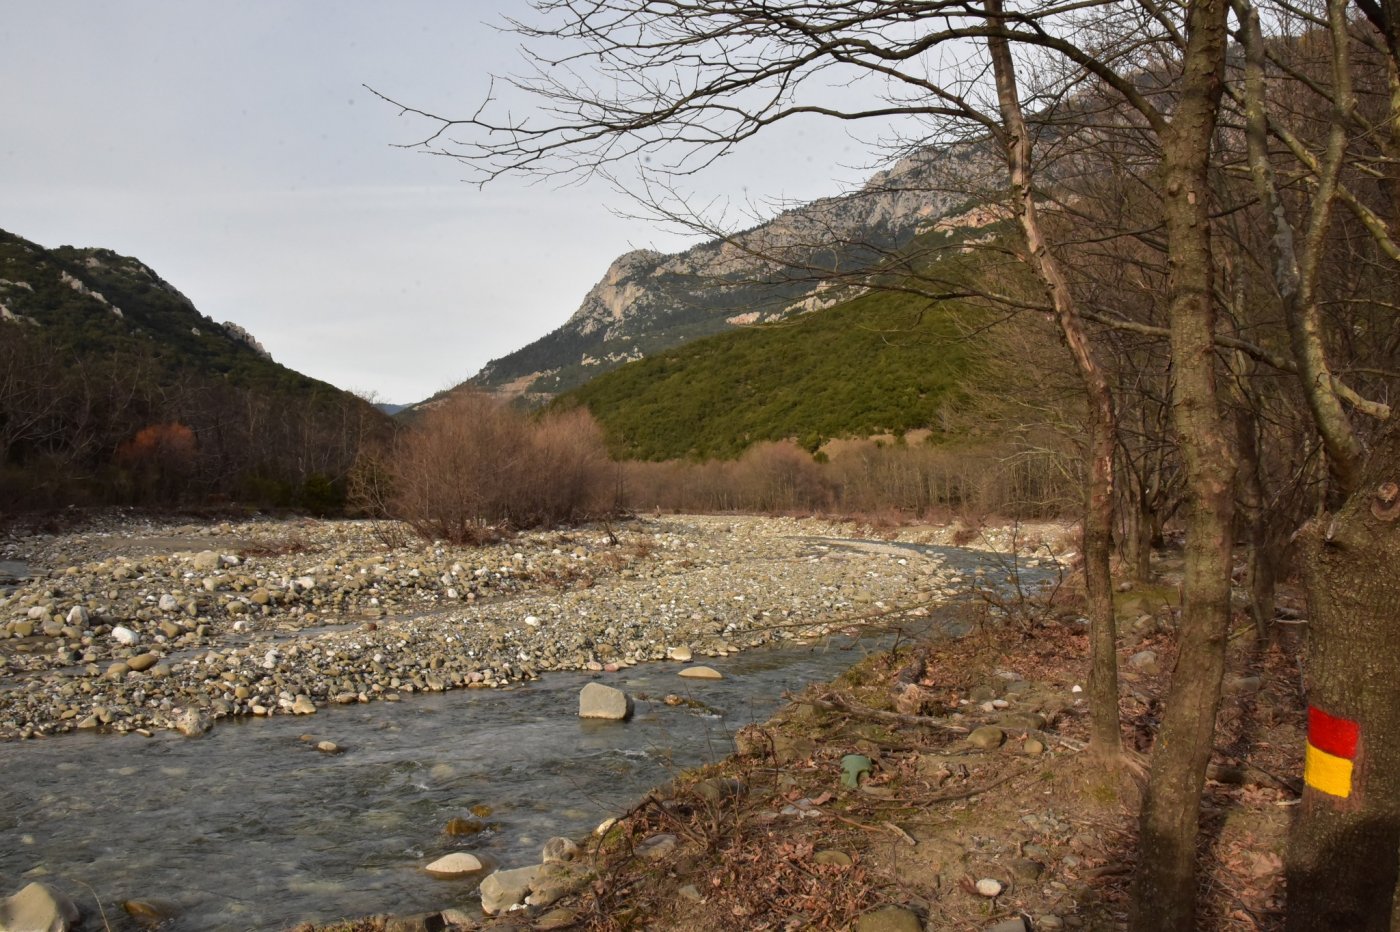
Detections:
0,229,386,511
560,285,978,461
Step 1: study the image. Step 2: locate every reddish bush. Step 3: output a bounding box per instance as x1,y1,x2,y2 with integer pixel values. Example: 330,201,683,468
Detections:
115,422,197,501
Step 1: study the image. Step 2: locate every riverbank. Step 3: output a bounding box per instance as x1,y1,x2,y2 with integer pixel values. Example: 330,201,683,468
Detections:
0,513,1066,740
298,554,1303,932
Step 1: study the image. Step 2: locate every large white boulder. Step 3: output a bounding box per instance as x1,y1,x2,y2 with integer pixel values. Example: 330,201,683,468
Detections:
578,683,633,721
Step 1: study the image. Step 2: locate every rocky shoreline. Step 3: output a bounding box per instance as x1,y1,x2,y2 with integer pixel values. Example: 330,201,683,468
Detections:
0,514,1068,742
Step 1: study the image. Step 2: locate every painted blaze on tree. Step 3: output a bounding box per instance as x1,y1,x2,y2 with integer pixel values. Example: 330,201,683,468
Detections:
1305,706,1360,799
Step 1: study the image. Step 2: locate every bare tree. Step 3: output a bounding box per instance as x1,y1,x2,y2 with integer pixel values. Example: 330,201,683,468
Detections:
373,4,1259,926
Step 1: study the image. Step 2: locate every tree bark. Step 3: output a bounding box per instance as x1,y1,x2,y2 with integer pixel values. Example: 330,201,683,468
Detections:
1130,0,1236,928
1235,399,1276,640
986,0,1120,760
1286,420,1400,929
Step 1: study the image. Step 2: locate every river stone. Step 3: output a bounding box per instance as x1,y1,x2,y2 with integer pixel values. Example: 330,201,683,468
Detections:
479,864,540,915
424,852,487,878
854,905,922,932
157,594,180,613
1010,858,1044,882
634,833,679,860
383,913,444,932
444,817,484,836
526,861,589,908
111,625,139,646
438,909,475,929
985,920,1029,932
121,898,180,924
541,836,580,863
667,645,693,661
1224,674,1262,696
1127,650,1159,674
126,653,159,672
192,551,220,571
535,908,579,930
0,882,81,932
291,695,317,715
173,709,211,737
967,726,1005,750
678,665,723,679
316,741,341,754
11,621,34,638
999,711,1047,731
693,777,746,803
578,682,632,721
65,606,89,626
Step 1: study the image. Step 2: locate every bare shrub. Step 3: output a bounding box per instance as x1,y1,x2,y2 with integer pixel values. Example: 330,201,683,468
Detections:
383,391,612,543
517,406,612,527
731,441,833,513
616,436,1074,520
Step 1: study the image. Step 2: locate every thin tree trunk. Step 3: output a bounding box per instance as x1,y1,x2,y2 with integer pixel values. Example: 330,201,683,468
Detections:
1235,399,1276,641
1287,421,1400,930
1238,0,1364,495
986,0,1120,760
1133,493,1156,582
1130,0,1236,927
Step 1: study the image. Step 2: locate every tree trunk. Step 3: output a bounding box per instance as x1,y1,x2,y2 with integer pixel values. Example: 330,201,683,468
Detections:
1286,420,1400,930
1130,492,1156,583
1130,0,1235,927
1235,403,1276,640
986,0,1120,759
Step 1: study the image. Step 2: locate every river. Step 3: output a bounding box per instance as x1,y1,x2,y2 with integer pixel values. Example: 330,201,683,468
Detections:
0,542,1049,930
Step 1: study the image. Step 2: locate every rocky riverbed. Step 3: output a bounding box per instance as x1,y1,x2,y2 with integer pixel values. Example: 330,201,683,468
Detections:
0,514,1069,741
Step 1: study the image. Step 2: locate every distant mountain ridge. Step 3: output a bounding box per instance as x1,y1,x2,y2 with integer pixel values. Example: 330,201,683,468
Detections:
460,142,996,404
0,228,383,509
0,229,303,385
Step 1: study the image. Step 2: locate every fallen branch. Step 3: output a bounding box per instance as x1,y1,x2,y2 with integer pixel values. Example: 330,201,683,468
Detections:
881,821,919,846
802,693,971,735
828,811,917,846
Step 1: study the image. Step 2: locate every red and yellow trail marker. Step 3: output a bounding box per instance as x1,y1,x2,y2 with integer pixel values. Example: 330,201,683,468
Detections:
1305,706,1360,799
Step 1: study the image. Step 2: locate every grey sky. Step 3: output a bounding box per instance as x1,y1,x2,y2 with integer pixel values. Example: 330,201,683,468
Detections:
2,2,889,403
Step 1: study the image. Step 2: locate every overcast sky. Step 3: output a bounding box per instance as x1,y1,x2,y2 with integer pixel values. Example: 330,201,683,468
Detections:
1,2,891,403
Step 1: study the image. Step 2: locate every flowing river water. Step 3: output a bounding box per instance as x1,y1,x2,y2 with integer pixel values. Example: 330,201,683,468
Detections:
0,544,1049,930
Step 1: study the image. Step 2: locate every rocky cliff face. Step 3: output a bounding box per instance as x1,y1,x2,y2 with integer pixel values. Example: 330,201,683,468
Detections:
467,140,997,401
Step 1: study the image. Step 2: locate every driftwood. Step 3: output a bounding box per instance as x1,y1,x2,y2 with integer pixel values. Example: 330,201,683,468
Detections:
802,693,971,735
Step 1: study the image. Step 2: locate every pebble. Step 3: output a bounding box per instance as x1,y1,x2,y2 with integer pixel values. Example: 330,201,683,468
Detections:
975,878,1004,897
0,513,1068,740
